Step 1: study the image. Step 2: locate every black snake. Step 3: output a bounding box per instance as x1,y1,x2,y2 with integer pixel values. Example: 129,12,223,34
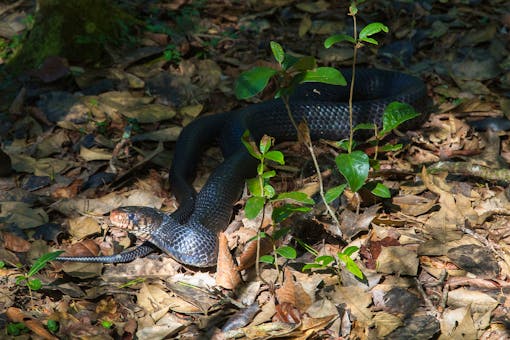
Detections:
56,68,429,267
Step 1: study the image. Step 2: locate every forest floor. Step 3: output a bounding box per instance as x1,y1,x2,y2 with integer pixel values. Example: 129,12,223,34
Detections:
1,0,510,339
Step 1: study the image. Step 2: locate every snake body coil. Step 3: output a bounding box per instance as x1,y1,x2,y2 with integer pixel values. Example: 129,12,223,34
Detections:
57,69,429,267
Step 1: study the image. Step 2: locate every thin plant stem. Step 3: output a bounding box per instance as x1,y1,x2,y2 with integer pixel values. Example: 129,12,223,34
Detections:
348,14,358,154
281,96,342,236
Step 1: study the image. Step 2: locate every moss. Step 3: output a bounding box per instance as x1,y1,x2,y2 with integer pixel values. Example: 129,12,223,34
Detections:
7,0,138,73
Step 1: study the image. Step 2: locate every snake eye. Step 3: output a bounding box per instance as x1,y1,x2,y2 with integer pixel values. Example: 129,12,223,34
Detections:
128,212,135,221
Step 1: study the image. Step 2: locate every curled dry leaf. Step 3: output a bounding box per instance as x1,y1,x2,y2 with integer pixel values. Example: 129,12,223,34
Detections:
216,232,241,290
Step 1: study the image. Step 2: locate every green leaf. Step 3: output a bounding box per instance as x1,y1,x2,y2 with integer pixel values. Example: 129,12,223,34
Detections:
275,191,314,204
299,67,346,86
264,184,276,198
247,232,268,243
360,37,379,45
379,143,403,152
325,184,347,204
353,123,376,132
101,320,113,329
380,101,420,135
235,67,278,99
265,150,285,165
27,278,42,291
259,255,275,264
338,253,364,279
336,139,351,151
276,246,297,259
282,53,300,70
261,170,276,179
241,130,261,160
316,255,335,266
371,182,391,198
302,263,324,271
324,34,356,48
257,163,264,176
259,135,274,154
0,260,4,268
15,276,27,285
247,177,262,196
272,227,290,241
27,251,64,277
270,41,285,64
288,56,316,72
335,151,369,192
272,204,312,223
245,196,266,219
359,22,389,40
342,246,359,257
296,239,318,256
349,3,358,15
46,320,59,333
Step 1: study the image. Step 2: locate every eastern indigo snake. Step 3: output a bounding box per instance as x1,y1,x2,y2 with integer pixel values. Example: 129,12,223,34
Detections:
56,68,429,267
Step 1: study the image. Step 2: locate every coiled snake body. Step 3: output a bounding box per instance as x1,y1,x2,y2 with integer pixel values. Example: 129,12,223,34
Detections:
57,69,429,267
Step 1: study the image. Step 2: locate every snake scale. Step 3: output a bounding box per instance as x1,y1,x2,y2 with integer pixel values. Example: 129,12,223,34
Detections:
56,68,429,267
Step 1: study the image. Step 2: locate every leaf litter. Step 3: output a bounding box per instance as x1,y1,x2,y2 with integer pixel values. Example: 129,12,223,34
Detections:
1,0,510,338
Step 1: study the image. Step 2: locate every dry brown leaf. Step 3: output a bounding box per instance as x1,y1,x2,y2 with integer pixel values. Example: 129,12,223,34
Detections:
237,233,273,271
61,239,100,257
51,179,82,199
1,231,30,252
67,216,101,239
216,232,241,290
376,246,419,276
275,268,312,312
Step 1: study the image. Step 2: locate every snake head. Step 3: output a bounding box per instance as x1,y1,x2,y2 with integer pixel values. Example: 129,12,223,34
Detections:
110,206,167,241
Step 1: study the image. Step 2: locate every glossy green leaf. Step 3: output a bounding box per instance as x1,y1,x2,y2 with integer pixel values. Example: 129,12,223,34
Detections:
259,255,275,264
359,22,389,40
335,151,369,192
245,196,266,219
342,246,359,257
316,255,335,266
289,56,316,72
259,135,274,154
282,53,300,70
296,239,318,256
247,177,261,196
338,253,364,279
272,227,290,240
27,278,42,291
264,184,276,198
28,251,64,277
241,130,261,160
275,191,314,204
380,101,420,135
262,170,276,179
302,263,324,271
324,34,356,48
276,246,297,259
300,67,346,86
265,150,285,164
270,41,284,64
325,184,347,203
353,122,376,132
379,143,403,152
360,37,379,45
371,182,391,198
235,67,278,99
272,204,312,223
